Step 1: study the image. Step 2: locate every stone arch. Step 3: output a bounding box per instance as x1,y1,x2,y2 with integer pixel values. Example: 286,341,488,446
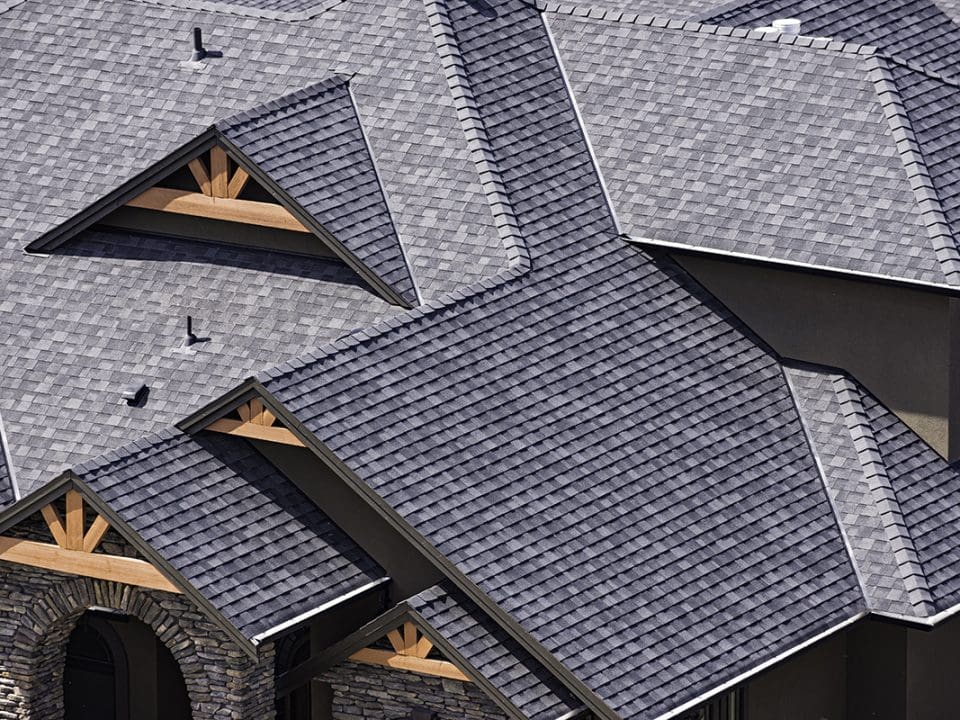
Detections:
10,575,211,719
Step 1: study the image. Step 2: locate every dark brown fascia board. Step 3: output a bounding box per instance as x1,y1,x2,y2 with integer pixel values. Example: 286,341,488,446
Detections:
278,600,529,720
0,470,259,659
26,130,219,253
219,385,619,720
214,132,412,309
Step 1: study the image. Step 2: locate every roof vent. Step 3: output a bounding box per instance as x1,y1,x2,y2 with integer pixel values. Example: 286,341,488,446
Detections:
756,18,802,36
185,315,198,347
121,382,148,407
191,27,207,62
772,18,801,36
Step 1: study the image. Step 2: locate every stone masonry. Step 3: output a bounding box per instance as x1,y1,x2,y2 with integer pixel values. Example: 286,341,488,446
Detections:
318,660,509,720
0,513,276,720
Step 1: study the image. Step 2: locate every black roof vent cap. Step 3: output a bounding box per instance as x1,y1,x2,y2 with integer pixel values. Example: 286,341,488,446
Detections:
121,383,148,407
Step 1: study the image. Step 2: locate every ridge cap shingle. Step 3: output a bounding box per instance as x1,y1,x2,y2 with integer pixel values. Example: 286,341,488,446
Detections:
865,53,960,285
832,374,937,615
538,2,878,55
129,0,346,22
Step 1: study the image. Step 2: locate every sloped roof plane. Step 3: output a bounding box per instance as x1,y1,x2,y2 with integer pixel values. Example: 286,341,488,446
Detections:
545,10,960,289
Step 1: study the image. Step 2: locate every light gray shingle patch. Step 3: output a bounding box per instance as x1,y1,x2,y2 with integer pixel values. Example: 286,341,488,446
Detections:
785,365,927,616
409,584,582,720
0,0,504,298
546,12,949,287
217,77,419,304
261,4,865,718
77,428,385,641
0,229,396,493
704,0,960,79
133,0,344,21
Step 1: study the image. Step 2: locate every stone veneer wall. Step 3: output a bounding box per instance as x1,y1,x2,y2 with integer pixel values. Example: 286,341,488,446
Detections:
318,661,509,720
0,544,276,719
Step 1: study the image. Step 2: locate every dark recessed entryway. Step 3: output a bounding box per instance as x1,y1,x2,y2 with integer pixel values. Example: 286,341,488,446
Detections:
64,610,192,720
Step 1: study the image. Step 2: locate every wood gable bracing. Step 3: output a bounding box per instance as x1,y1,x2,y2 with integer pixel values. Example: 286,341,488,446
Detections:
0,487,179,593
204,394,305,447
26,129,411,308
127,144,312,234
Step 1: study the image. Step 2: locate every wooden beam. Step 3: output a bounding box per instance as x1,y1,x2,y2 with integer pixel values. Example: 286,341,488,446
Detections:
387,628,405,655
349,648,470,682
127,187,311,233
40,504,67,549
403,622,417,655
187,158,212,196
0,537,181,594
414,635,434,659
210,147,230,198
228,166,250,199
249,398,265,425
206,418,305,447
82,515,111,554
65,490,84,551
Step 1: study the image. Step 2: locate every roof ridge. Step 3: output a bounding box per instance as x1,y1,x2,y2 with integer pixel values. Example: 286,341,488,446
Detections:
128,0,346,22
535,1,877,55
424,0,531,271
72,425,184,478
885,52,960,88
215,75,349,131
833,374,937,615
864,53,960,284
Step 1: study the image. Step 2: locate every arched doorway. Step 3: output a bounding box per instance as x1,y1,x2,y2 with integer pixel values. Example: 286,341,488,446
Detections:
63,610,191,720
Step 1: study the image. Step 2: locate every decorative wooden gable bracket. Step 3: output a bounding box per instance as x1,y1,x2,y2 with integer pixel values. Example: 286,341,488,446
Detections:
126,145,311,233
349,621,470,682
207,398,305,447
0,490,180,594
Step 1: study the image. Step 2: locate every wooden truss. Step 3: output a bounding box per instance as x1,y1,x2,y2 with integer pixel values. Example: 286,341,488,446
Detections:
0,490,180,594
126,146,310,233
349,621,470,682
206,398,304,447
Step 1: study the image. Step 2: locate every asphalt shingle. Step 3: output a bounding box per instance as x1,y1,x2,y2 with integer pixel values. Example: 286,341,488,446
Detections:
545,10,959,288
77,428,386,641
217,77,419,305
409,584,582,720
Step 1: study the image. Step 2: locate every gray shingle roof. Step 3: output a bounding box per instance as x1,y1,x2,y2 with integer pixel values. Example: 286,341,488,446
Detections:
0,228,397,494
217,77,420,305
409,584,583,720
75,427,385,641
0,0,505,298
702,0,960,79
0,0,514,488
545,10,960,289
786,362,960,620
260,1,866,716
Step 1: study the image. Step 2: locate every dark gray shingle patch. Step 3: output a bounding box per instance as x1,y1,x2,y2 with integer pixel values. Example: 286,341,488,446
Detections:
78,429,385,640
261,2,866,718
218,77,419,304
786,365,927,616
409,584,582,720
787,362,960,619
546,11,951,287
